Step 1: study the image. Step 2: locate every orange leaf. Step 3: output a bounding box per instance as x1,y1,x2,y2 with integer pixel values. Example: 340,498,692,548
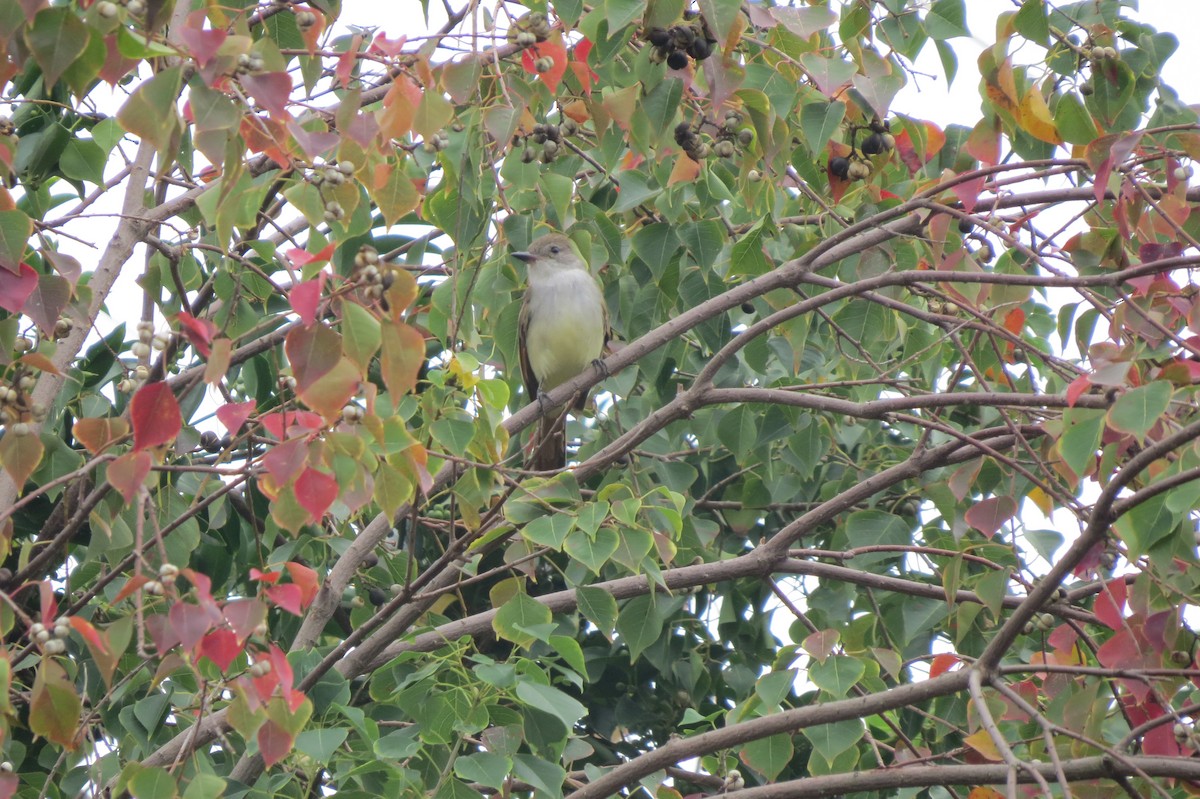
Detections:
29,660,81,750
379,320,425,396
72,417,130,455
963,729,1002,761
668,153,701,186
107,450,152,503
0,429,42,491
378,74,422,142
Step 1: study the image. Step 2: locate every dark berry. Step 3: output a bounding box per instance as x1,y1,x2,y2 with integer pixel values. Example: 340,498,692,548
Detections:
861,132,886,155
675,122,694,144
741,302,754,314
647,27,670,47
666,50,689,70
958,219,974,234
687,38,714,60
829,156,850,179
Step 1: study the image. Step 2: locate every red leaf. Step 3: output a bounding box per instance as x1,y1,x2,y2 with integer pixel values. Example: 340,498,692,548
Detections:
99,34,138,86
199,628,242,672
1065,374,1091,407
295,467,337,522
335,34,362,89
266,584,303,616
569,38,598,93
268,643,303,711
107,450,152,503
930,653,959,677
130,382,182,451
178,11,227,68
145,613,181,654
37,580,57,626
288,273,325,326
170,602,215,653
1095,577,1128,631
285,562,320,610
259,410,323,440
66,617,108,655
250,568,281,584
369,32,407,56
223,597,267,641
241,72,292,119
0,772,17,799
285,323,341,392
283,243,335,271
522,38,568,92
22,273,70,335
176,311,217,357
964,496,1017,538
262,436,308,486
216,400,256,435
950,175,985,214
0,262,37,313
1048,623,1078,652
113,574,150,603
258,717,293,768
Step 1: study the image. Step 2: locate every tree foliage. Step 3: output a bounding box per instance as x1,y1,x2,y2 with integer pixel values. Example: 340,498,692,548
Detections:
0,0,1193,796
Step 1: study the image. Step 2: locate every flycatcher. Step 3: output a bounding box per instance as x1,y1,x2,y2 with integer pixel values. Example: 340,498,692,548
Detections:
513,233,609,470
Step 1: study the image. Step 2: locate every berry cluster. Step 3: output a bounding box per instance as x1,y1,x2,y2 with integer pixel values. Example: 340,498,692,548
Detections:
517,119,578,164
307,159,357,223
644,19,717,70
116,319,167,393
506,11,552,49
295,10,319,31
674,110,752,163
95,0,145,18
829,118,895,182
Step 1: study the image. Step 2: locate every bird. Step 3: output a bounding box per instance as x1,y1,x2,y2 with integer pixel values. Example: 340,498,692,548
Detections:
514,233,609,470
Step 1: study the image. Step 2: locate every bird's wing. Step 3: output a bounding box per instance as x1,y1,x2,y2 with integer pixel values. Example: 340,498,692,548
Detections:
517,290,539,400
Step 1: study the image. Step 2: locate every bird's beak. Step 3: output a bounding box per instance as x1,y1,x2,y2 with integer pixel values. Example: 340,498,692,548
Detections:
512,251,535,263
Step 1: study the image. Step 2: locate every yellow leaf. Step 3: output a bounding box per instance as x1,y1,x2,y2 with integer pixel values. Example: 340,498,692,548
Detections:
963,729,1003,761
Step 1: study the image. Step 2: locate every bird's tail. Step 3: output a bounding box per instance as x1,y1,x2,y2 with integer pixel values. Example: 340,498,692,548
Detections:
530,412,566,470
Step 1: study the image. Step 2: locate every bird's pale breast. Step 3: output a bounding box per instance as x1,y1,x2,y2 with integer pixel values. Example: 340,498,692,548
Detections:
526,268,605,392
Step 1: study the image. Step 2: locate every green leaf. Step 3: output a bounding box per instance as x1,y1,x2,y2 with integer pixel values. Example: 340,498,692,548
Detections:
59,138,106,185
809,656,865,697
800,100,845,151
0,209,32,272
754,669,796,708
801,719,864,763
576,585,618,639
117,66,184,152
294,727,349,763
563,526,619,574
1058,408,1104,477
1054,92,1100,145
1107,381,1172,441
616,594,664,661
925,0,969,40
512,754,566,799
640,77,684,145
516,681,587,729
181,775,226,799
522,513,575,549
493,591,552,649
740,733,794,781
454,752,512,790
26,8,88,90
730,218,771,276
1013,0,1050,46
129,766,179,799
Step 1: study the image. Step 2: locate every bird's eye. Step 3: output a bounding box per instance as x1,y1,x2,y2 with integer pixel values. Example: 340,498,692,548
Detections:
550,246,560,254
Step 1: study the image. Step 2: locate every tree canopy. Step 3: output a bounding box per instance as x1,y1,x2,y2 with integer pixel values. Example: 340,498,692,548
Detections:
0,0,1195,797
